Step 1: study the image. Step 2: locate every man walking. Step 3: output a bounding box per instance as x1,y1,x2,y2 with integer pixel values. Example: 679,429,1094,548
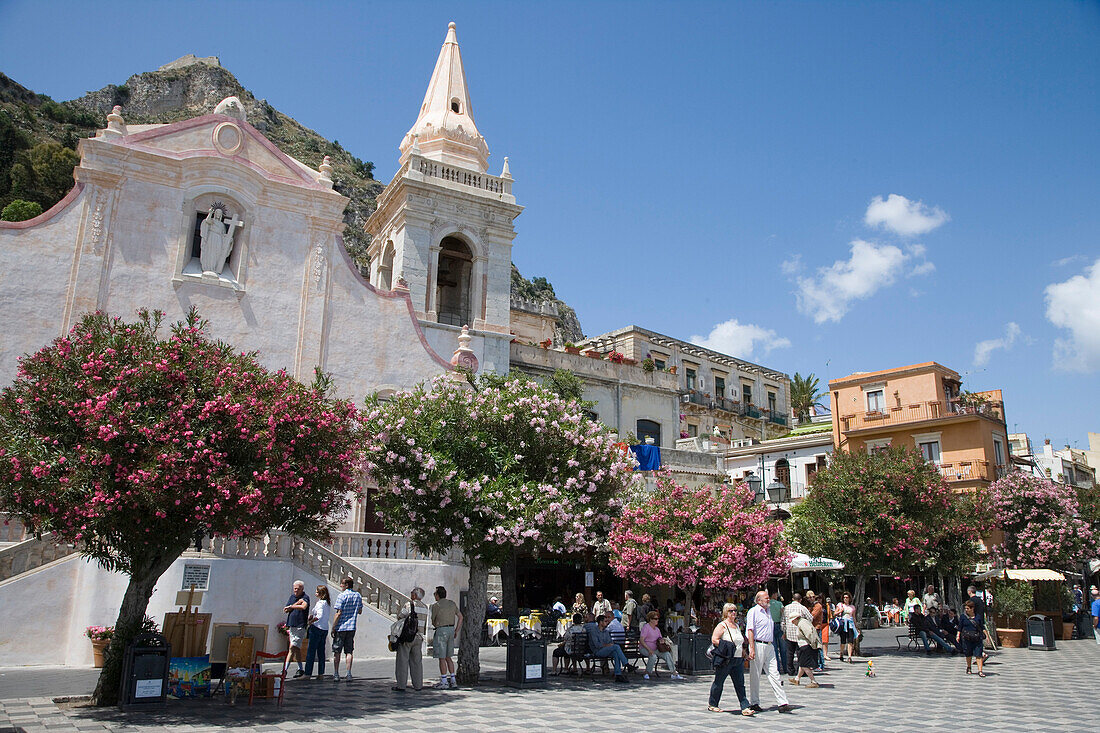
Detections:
622,590,637,630
746,590,791,713
282,580,310,678
782,593,813,674
331,577,362,681
768,589,789,675
807,591,827,671
393,587,426,692
430,586,462,689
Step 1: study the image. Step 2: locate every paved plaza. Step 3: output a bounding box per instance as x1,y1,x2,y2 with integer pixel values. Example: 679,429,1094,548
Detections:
0,628,1096,732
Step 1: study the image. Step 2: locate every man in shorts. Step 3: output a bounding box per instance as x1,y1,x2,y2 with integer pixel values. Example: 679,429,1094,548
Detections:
331,577,363,680
430,586,463,688
282,580,310,678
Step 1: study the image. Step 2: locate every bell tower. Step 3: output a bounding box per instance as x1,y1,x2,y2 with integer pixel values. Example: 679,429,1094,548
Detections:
366,22,521,373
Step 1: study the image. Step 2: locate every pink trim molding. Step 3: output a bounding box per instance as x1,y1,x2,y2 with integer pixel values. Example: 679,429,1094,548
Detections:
0,183,86,230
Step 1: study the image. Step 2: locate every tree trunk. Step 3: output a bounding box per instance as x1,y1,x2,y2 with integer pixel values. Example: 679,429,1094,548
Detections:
852,573,868,657
500,549,518,617
945,575,964,612
457,555,489,685
683,583,697,632
92,548,183,706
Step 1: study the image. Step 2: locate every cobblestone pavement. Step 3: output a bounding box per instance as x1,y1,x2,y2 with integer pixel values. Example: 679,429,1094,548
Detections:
1,629,1096,732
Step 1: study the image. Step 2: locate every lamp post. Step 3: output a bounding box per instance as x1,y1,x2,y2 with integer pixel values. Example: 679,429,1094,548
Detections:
747,474,764,504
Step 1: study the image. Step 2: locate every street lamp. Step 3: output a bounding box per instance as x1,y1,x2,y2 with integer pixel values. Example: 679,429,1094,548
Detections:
766,480,789,505
746,474,764,503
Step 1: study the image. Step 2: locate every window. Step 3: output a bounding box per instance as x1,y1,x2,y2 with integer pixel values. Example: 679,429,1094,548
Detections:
767,391,777,414
687,423,698,438
918,440,942,463
866,389,885,413
993,437,1005,467
775,458,790,487
377,241,395,290
742,384,753,404
686,368,697,391
436,236,473,326
653,358,666,371
450,98,462,114
636,419,661,447
714,376,726,398
866,438,892,454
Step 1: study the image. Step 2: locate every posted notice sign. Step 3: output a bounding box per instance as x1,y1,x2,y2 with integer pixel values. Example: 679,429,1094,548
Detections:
182,564,211,591
134,679,163,698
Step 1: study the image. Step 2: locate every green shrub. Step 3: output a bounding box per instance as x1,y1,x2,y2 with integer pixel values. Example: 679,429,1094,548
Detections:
1,199,43,222
994,581,1033,628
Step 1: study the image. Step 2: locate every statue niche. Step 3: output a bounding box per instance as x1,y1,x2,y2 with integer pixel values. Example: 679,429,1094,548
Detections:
197,204,243,277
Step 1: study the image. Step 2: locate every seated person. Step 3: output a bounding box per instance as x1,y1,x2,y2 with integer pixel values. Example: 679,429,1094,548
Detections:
587,614,630,682
552,596,568,618
885,598,902,625
911,608,955,654
612,602,623,621
940,607,960,641
638,610,682,680
551,613,585,675
606,611,626,646
486,596,502,618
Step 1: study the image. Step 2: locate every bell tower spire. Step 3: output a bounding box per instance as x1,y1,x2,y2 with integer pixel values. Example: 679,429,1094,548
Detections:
399,22,490,172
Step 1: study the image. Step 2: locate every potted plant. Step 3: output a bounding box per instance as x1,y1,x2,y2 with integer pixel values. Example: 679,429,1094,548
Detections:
608,351,625,364
563,342,581,355
993,580,1033,648
641,357,656,373
583,349,602,359
86,625,114,668
621,357,636,366
539,338,552,349
668,365,678,375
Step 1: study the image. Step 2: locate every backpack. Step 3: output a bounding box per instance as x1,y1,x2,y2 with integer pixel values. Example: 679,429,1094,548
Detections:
397,603,418,644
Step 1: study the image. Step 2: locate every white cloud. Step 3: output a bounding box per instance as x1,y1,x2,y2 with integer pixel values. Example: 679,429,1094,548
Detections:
973,322,1021,367
780,254,802,276
1051,254,1086,268
864,194,949,237
1046,257,1100,372
690,319,791,359
793,239,934,323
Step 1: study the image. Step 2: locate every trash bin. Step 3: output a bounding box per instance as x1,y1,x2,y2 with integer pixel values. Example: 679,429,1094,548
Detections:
119,632,171,711
506,633,546,688
676,632,713,676
1026,614,1056,651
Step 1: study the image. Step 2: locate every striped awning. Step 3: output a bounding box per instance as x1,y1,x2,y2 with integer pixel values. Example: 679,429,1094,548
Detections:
973,568,1065,582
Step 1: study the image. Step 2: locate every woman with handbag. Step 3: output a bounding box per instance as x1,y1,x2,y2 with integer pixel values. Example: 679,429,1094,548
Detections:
957,599,986,677
707,604,754,716
639,611,683,680
834,592,858,663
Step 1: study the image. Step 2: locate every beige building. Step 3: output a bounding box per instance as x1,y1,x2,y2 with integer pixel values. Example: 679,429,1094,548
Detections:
580,325,791,446
830,362,1009,491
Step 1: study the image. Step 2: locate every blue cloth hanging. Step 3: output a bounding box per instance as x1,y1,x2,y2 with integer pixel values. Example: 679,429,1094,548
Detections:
629,444,661,471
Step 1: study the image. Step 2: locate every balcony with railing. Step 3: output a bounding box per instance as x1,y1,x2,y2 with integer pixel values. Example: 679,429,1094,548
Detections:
936,460,992,483
395,153,515,202
839,399,1004,433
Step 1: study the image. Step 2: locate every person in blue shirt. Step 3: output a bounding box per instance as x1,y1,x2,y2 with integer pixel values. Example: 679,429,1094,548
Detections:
587,614,630,682
1090,589,1100,645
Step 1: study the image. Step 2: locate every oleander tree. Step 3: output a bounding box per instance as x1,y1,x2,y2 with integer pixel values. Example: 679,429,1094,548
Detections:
607,475,792,626
0,310,361,705
361,374,636,684
786,447,988,624
987,472,1096,569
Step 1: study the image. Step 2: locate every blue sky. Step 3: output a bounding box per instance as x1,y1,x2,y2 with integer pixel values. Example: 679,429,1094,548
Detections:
2,0,1098,447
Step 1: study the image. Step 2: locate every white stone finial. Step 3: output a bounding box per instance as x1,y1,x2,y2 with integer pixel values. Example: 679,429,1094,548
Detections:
104,105,127,138
318,155,334,188
500,156,512,179
450,324,479,375
409,133,421,156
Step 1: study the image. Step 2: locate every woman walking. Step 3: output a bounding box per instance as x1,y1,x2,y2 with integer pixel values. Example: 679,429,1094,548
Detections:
787,607,821,688
707,604,754,716
958,600,986,677
834,592,858,663
304,585,331,679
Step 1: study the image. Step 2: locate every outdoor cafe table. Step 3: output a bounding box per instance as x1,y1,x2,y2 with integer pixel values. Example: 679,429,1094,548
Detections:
556,618,570,639
487,618,508,642
519,615,542,633
667,614,685,633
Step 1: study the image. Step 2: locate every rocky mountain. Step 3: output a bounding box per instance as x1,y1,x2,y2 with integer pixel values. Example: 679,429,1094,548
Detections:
511,264,584,344
1,58,582,339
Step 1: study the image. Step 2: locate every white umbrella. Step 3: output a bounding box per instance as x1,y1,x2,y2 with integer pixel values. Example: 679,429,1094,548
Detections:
789,552,845,573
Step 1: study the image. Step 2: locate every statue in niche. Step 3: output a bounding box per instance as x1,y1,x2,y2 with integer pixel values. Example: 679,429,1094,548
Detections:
199,204,243,277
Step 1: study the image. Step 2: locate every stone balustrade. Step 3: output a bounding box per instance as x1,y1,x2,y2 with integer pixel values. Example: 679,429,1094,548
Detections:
321,532,464,563
0,534,77,583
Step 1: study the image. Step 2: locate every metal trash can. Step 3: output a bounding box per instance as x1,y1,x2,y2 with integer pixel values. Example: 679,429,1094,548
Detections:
119,632,171,710
1026,614,1056,651
676,632,713,676
506,633,546,688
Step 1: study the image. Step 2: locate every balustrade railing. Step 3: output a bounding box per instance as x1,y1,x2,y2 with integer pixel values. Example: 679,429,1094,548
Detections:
0,534,77,583
409,155,512,196
936,460,992,482
321,532,464,563
840,399,1005,432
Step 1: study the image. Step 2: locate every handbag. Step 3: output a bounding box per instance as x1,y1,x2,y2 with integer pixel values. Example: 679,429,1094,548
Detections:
657,637,672,653
396,603,418,644
828,617,841,634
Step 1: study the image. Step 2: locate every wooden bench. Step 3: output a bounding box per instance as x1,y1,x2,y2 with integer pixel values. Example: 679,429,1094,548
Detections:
896,618,920,651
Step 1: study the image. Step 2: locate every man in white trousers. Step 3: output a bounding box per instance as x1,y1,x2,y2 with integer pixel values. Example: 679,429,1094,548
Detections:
746,590,792,713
